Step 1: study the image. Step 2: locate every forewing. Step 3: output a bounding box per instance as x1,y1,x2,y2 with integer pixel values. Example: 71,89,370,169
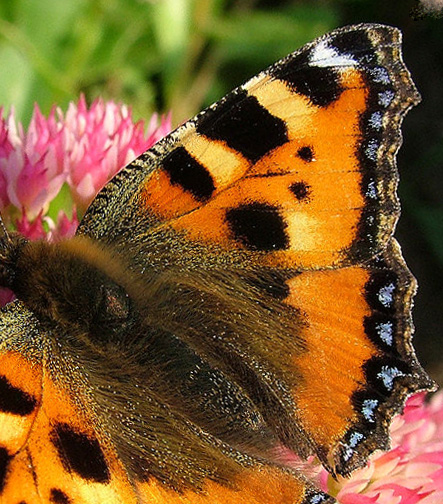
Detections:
79,24,418,271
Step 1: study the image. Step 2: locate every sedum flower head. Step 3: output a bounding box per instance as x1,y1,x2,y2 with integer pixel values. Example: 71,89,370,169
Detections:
0,96,171,232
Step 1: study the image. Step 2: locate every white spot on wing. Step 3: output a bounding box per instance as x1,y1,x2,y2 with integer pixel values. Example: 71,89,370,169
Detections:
370,66,391,84
378,282,395,308
368,111,383,130
377,321,394,346
366,180,378,199
378,90,395,107
350,431,364,446
378,365,405,391
310,41,357,67
362,398,379,422
310,495,328,504
342,431,365,462
365,139,379,161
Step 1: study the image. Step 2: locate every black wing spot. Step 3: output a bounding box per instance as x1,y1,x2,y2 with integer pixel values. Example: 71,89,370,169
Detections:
297,146,314,162
330,30,374,63
0,447,11,493
51,423,110,484
226,203,289,251
289,181,311,202
271,51,343,107
50,488,71,504
0,375,37,416
163,146,215,201
196,90,288,163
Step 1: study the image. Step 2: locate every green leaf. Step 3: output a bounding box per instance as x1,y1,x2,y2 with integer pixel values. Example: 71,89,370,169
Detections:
0,44,34,120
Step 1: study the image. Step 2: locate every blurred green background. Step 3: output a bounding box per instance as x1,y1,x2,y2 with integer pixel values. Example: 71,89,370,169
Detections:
0,0,442,381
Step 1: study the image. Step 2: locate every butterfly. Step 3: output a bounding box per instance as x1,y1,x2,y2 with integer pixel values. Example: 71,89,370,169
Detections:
0,23,435,504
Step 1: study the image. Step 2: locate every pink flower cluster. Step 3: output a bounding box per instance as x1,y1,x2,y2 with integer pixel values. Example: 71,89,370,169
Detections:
0,96,171,240
323,392,443,503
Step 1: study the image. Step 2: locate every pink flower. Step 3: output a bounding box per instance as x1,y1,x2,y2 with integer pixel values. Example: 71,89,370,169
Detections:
15,210,80,242
0,97,171,230
63,97,171,210
0,105,66,217
323,392,443,503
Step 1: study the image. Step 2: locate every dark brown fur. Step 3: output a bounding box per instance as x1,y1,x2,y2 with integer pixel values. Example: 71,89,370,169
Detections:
0,231,309,488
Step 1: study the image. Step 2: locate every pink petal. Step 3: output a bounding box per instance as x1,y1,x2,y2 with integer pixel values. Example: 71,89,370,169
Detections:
15,212,47,240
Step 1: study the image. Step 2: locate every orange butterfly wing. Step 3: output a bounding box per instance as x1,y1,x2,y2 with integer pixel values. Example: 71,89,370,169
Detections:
0,304,331,503
0,310,137,503
139,66,374,269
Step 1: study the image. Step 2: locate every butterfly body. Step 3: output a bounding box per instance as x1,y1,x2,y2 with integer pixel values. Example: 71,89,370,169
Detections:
0,23,435,504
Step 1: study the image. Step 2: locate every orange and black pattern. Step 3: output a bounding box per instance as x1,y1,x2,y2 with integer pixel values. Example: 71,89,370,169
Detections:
0,23,434,504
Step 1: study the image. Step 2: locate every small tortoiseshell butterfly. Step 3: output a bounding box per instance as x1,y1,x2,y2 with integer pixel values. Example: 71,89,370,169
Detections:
0,23,435,503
